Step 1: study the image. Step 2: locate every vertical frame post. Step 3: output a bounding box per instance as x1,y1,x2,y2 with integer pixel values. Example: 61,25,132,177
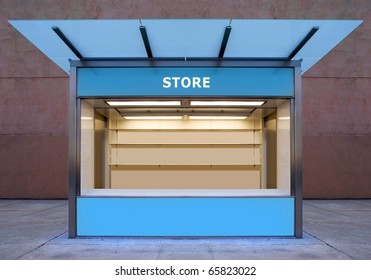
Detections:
68,66,77,238
293,65,303,238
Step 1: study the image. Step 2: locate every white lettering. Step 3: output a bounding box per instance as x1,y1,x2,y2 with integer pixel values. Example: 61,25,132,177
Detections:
181,77,191,88
193,77,201,88
203,77,210,88
172,77,181,88
163,77,171,88
163,76,211,89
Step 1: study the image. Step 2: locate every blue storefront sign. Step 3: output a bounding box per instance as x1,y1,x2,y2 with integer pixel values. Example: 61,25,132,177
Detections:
77,67,294,97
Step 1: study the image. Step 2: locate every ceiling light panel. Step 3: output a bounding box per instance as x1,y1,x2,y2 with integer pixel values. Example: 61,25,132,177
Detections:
107,101,181,106
190,101,265,106
189,116,247,120
123,116,183,120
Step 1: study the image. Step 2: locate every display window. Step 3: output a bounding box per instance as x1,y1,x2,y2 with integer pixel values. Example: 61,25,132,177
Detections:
80,98,292,197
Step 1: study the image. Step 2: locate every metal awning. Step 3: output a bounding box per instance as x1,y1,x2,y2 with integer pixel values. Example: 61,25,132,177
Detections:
9,19,362,74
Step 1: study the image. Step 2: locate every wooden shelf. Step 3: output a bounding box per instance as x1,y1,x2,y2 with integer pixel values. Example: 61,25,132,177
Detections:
109,144,261,147
109,128,262,131
110,165,262,169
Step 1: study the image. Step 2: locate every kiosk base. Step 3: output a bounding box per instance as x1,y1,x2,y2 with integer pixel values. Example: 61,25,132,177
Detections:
76,197,294,237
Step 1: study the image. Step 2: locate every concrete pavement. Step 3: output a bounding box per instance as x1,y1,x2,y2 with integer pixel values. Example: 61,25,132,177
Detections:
0,199,370,260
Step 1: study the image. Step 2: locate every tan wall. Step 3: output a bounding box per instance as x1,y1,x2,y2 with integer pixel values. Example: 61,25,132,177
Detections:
111,166,261,189
108,118,262,190
0,0,370,198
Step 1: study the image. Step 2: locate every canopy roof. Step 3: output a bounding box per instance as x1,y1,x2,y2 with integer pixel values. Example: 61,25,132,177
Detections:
9,19,362,74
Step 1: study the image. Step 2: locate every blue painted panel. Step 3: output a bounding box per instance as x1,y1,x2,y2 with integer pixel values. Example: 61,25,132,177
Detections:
77,197,294,236
77,67,294,97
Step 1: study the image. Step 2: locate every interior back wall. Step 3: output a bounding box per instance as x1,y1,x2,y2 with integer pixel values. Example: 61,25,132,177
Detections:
0,0,370,198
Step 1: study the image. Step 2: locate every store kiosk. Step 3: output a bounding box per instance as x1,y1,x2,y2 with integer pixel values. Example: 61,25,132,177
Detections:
9,19,362,237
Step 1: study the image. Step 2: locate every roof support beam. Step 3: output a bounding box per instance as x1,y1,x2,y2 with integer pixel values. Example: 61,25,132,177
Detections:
139,26,153,58
289,26,319,59
52,26,83,60
218,26,232,58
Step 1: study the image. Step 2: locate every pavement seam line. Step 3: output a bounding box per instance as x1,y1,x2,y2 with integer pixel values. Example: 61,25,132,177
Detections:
303,230,356,260
15,230,68,260
0,203,68,224
6,203,67,222
304,203,371,225
304,201,371,212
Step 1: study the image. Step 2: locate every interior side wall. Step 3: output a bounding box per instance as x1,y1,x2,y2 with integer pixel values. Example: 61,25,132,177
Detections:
264,113,277,189
80,101,95,191
277,101,291,190
94,112,107,189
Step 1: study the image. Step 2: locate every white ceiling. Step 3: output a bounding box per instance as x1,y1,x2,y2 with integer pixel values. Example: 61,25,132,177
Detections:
9,19,362,74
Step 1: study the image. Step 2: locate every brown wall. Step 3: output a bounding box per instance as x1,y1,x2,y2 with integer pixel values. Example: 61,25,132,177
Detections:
0,0,370,198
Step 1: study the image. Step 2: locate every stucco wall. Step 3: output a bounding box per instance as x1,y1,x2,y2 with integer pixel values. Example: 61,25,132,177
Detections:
0,0,370,198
